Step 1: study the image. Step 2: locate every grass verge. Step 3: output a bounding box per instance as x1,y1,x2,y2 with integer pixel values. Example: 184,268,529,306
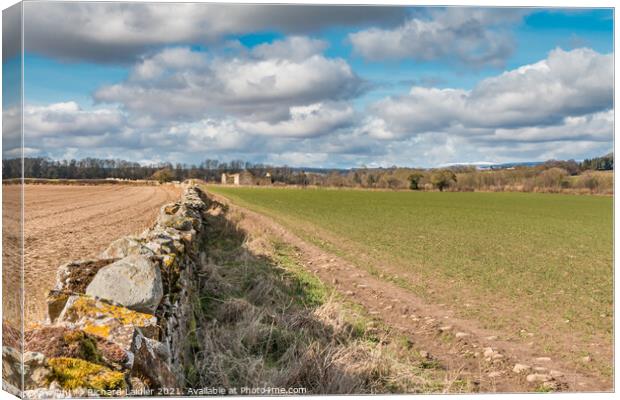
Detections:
186,199,461,394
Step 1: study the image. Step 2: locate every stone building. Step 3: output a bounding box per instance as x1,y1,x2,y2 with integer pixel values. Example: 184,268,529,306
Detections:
221,171,272,186
221,173,240,185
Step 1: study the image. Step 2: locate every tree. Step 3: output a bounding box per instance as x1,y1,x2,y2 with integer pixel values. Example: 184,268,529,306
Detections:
430,170,456,192
408,172,424,190
151,168,174,183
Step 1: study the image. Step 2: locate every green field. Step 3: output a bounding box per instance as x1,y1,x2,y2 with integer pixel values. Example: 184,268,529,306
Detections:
207,186,613,367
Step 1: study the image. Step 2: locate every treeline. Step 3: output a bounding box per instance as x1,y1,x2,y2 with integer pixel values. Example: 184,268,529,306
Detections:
1,157,315,184
580,153,614,171
2,154,613,194
308,156,612,194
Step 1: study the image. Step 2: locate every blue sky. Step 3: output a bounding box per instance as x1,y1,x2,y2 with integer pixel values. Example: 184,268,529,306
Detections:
4,4,614,167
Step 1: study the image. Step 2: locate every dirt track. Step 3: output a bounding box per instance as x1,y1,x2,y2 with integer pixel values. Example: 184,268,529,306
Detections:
3,184,181,324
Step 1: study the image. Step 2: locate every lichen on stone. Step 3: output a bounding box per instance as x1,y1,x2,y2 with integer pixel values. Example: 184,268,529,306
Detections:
47,357,127,391
82,324,112,340
70,296,156,327
162,203,180,215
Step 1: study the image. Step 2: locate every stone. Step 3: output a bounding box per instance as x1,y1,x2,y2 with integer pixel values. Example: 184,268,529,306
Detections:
100,237,155,259
581,355,592,363
513,363,531,373
56,295,159,349
3,346,24,391
86,255,163,314
177,203,202,221
2,348,52,391
549,370,564,378
180,230,196,244
487,371,503,378
47,291,71,323
23,352,52,390
483,347,495,358
157,210,195,232
25,326,130,370
438,325,452,332
526,373,552,383
162,203,180,215
535,357,551,362
542,381,559,391
419,351,430,359
54,259,117,293
455,332,470,339
143,229,183,255
130,331,177,389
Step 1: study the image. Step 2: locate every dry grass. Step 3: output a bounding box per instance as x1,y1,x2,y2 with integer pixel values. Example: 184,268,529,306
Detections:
186,201,452,394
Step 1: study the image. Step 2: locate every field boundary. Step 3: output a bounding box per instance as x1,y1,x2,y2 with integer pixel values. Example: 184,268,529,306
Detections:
3,178,165,186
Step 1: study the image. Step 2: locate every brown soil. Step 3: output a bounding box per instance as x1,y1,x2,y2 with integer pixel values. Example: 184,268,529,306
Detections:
209,191,612,393
2,184,181,325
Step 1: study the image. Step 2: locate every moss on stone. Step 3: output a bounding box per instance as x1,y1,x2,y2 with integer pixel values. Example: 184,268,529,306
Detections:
47,357,126,391
62,330,102,363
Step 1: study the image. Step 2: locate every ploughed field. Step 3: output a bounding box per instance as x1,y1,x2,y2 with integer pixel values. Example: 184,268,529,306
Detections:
208,186,613,381
3,184,181,324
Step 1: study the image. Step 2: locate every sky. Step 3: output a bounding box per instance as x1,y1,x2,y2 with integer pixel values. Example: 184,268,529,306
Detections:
2,4,614,168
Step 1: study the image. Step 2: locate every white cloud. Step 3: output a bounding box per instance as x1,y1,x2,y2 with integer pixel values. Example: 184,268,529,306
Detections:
237,102,354,138
94,38,364,133
252,36,327,62
364,48,613,140
349,8,524,66
23,102,124,138
167,119,250,151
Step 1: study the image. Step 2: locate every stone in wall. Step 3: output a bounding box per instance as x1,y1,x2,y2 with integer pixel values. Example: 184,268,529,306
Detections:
56,295,159,349
100,237,155,259
25,326,130,371
130,331,176,389
85,255,164,314
53,259,117,294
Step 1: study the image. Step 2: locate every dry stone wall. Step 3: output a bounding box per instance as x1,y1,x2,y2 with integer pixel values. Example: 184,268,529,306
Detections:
3,185,209,398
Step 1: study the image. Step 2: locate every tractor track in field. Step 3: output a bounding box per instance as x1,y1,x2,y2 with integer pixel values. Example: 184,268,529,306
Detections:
208,190,611,393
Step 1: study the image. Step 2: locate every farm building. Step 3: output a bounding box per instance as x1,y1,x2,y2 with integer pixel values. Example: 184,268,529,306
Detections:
221,171,272,185
221,173,240,185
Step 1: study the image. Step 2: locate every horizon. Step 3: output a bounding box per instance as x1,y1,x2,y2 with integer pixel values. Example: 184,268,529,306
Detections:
2,4,614,168
6,152,613,173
